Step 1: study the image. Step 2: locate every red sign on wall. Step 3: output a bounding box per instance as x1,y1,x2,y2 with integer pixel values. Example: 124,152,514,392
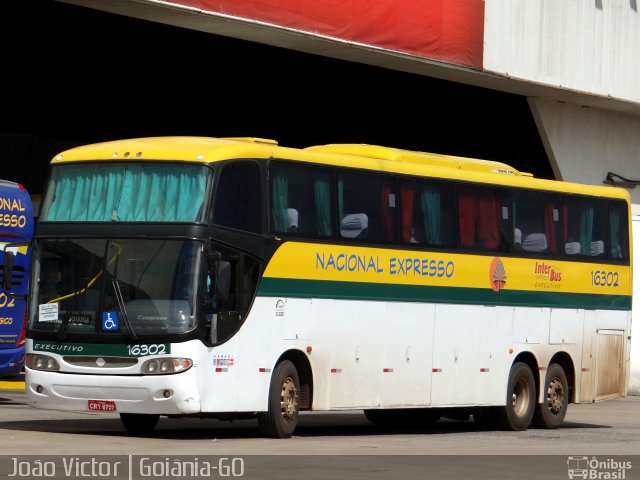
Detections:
167,0,484,69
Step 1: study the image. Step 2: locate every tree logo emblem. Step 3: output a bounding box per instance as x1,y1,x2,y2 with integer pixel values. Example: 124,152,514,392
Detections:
490,257,507,292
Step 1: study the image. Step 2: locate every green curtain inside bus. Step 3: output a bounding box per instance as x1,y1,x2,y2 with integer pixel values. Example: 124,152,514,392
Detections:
43,165,207,222
313,174,332,236
610,207,621,258
579,207,594,255
421,188,441,245
271,174,288,232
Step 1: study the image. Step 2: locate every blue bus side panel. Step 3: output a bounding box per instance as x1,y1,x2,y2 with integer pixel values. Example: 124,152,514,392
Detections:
0,182,34,241
1,247,31,297
0,182,33,375
0,297,26,376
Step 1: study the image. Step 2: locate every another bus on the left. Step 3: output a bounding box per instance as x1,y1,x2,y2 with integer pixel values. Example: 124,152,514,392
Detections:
0,181,33,377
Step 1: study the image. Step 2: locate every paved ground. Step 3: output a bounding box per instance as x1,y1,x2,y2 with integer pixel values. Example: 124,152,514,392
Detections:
0,378,638,479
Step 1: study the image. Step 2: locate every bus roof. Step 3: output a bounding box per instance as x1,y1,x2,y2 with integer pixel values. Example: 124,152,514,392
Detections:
50,136,630,201
0,179,26,190
305,143,531,177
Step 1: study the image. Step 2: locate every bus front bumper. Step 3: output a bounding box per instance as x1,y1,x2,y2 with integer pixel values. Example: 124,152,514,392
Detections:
25,367,201,415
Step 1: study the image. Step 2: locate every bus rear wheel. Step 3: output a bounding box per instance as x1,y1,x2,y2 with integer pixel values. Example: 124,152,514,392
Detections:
493,362,536,431
258,360,300,438
532,363,569,429
120,413,160,434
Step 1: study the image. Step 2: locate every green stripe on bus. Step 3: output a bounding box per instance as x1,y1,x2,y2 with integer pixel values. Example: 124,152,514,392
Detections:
32,341,171,357
257,278,631,310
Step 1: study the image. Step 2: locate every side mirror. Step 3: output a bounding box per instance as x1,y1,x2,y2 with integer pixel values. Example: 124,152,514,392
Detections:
2,250,14,291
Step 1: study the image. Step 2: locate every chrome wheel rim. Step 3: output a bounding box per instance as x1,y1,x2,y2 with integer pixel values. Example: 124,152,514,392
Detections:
512,377,531,417
280,377,298,423
546,377,565,415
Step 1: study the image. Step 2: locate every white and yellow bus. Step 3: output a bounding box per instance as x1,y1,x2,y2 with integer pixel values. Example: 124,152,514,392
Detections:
25,137,632,438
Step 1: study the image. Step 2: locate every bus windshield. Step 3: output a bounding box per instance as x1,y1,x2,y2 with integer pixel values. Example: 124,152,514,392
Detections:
39,163,210,223
29,238,203,338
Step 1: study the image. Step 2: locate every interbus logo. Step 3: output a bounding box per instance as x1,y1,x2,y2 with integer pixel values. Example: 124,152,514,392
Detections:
535,261,562,282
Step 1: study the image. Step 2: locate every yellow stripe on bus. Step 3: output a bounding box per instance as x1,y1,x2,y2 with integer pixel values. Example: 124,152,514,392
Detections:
263,242,631,296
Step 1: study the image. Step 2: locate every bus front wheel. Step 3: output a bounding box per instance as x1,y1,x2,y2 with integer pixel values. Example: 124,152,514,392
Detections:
120,413,160,434
258,360,300,438
532,363,569,429
493,362,536,431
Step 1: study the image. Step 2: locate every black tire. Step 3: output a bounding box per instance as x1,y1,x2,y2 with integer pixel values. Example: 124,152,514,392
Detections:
532,363,569,429
258,360,300,438
493,362,536,431
120,413,160,434
364,408,440,427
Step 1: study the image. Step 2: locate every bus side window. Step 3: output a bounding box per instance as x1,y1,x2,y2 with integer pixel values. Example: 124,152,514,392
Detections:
458,185,508,251
214,162,261,233
562,196,608,257
512,191,559,254
338,172,397,243
400,180,455,247
609,200,629,260
270,161,333,238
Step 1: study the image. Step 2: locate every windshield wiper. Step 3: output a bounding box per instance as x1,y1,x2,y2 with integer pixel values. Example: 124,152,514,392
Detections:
112,279,138,343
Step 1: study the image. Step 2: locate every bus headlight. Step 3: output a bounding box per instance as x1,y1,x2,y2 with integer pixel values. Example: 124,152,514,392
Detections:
26,354,60,372
140,358,192,375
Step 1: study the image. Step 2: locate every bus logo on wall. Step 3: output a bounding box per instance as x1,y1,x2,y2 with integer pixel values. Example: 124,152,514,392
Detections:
490,257,507,292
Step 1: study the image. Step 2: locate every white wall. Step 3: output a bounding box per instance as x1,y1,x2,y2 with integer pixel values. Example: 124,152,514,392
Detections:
484,0,640,104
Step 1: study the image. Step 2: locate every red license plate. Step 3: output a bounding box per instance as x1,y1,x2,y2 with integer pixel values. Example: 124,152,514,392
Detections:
87,400,117,412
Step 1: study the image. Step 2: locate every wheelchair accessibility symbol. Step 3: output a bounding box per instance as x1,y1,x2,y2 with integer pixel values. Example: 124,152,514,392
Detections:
102,311,119,331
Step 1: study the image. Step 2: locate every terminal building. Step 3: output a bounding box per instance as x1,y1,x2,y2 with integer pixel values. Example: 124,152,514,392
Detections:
3,0,639,391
